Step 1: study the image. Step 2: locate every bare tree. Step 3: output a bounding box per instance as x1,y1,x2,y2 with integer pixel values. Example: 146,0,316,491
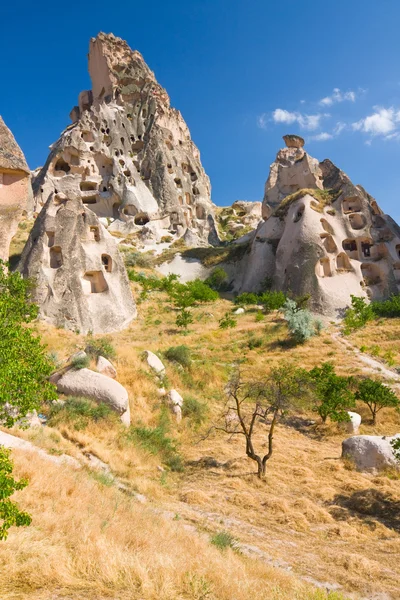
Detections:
217,364,310,478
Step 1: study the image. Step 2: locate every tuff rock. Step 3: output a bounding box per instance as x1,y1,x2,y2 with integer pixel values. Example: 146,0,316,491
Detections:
342,434,400,471
18,190,136,334
233,135,400,316
0,116,31,261
32,33,217,245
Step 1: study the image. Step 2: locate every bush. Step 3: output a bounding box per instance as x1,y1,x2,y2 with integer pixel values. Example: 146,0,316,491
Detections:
85,336,116,360
259,290,286,312
343,295,375,334
234,292,259,306
48,397,114,430
255,311,264,322
355,378,399,424
164,345,192,368
0,448,31,540
219,313,237,329
182,396,208,426
205,267,228,291
309,362,354,423
210,531,238,551
247,335,263,350
71,354,90,369
282,299,316,343
185,279,219,302
124,251,153,268
176,308,194,332
371,294,400,318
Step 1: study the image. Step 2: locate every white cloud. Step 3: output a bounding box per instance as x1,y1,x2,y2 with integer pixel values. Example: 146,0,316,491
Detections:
352,107,400,136
271,108,327,131
257,113,268,130
333,121,346,135
319,88,357,106
309,132,333,142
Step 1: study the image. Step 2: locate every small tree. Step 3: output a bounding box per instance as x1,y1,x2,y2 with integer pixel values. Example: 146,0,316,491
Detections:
0,447,31,540
355,378,399,425
219,312,237,329
281,299,316,344
220,364,310,478
0,261,57,426
309,362,354,423
343,295,375,334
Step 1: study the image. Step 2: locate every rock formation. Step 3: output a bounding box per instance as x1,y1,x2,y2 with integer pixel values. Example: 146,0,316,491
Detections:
0,116,31,261
33,32,217,245
18,190,136,334
342,434,400,471
235,134,400,316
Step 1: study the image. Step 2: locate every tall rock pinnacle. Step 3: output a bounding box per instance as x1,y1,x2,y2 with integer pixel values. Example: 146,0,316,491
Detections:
33,32,217,245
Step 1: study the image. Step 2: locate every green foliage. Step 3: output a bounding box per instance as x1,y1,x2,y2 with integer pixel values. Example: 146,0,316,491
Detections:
255,311,264,322
210,530,238,551
219,312,237,329
176,308,194,332
185,280,219,303
355,378,399,424
309,362,354,423
85,336,116,361
71,354,90,370
182,396,209,427
246,333,263,349
282,299,316,344
0,447,31,540
371,294,400,318
204,267,229,291
0,261,57,427
234,292,259,306
343,295,375,334
124,251,154,268
259,290,286,312
391,437,400,461
48,397,115,430
164,345,192,368
127,410,183,471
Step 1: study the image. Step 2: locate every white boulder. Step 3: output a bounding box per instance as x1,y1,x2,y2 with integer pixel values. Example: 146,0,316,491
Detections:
96,355,117,379
342,434,400,471
144,350,165,375
233,307,245,315
53,368,130,426
345,411,361,434
167,389,183,423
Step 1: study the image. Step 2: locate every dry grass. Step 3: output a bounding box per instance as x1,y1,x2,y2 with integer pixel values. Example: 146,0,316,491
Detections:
3,279,400,599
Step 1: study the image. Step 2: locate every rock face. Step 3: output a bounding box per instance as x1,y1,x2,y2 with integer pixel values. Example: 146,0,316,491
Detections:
18,191,136,334
0,116,31,261
53,367,130,425
32,33,217,245
235,135,400,316
342,434,400,471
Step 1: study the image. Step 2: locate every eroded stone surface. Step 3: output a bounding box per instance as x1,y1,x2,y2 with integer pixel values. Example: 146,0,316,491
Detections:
342,434,400,471
0,116,31,261
233,136,400,316
18,191,136,334
33,33,217,245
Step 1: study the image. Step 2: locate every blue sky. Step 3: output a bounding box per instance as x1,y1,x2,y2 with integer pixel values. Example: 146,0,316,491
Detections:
2,1,400,218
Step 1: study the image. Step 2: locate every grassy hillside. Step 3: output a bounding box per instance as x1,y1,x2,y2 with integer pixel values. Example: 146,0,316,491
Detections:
1,272,400,600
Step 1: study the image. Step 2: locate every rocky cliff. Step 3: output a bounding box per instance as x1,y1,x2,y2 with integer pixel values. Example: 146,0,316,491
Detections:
19,190,136,334
236,135,400,316
0,116,31,261
33,33,217,245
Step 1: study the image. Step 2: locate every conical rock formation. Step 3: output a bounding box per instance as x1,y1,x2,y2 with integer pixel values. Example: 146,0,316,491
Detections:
0,116,31,261
33,33,217,245
19,191,136,334
236,135,400,316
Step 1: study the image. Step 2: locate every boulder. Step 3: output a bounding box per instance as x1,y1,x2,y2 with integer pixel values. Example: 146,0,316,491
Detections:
167,389,183,423
144,350,165,375
345,411,361,434
342,434,400,471
233,307,245,315
53,368,130,425
97,355,117,379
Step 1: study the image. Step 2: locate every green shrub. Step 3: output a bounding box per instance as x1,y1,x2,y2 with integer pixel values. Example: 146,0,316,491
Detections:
210,531,238,551
85,336,116,360
371,294,400,318
259,290,286,312
185,279,219,302
205,267,229,291
219,313,237,329
71,354,90,370
182,396,209,426
234,292,259,306
124,251,154,268
309,362,354,423
164,345,192,368
247,336,263,350
282,299,316,344
0,448,31,540
49,397,114,430
343,295,375,334
255,311,264,322
176,308,194,332
355,378,399,424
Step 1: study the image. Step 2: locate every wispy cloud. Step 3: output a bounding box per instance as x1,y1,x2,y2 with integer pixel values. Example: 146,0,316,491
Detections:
319,88,357,106
352,106,400,136
309,132,333,142
271,108,328,131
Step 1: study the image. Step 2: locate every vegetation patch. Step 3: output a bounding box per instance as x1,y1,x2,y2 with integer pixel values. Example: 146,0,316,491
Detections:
182,242,250,267
274,188,342,218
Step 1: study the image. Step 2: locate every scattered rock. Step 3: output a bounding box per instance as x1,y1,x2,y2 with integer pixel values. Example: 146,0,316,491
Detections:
233,307,245,315
342,434,400,471
157,388,167,397
144,350,165,375
52,368,130,426
96,355,117,379
0,430,80,469
167,389,183,423
345,411,361,434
